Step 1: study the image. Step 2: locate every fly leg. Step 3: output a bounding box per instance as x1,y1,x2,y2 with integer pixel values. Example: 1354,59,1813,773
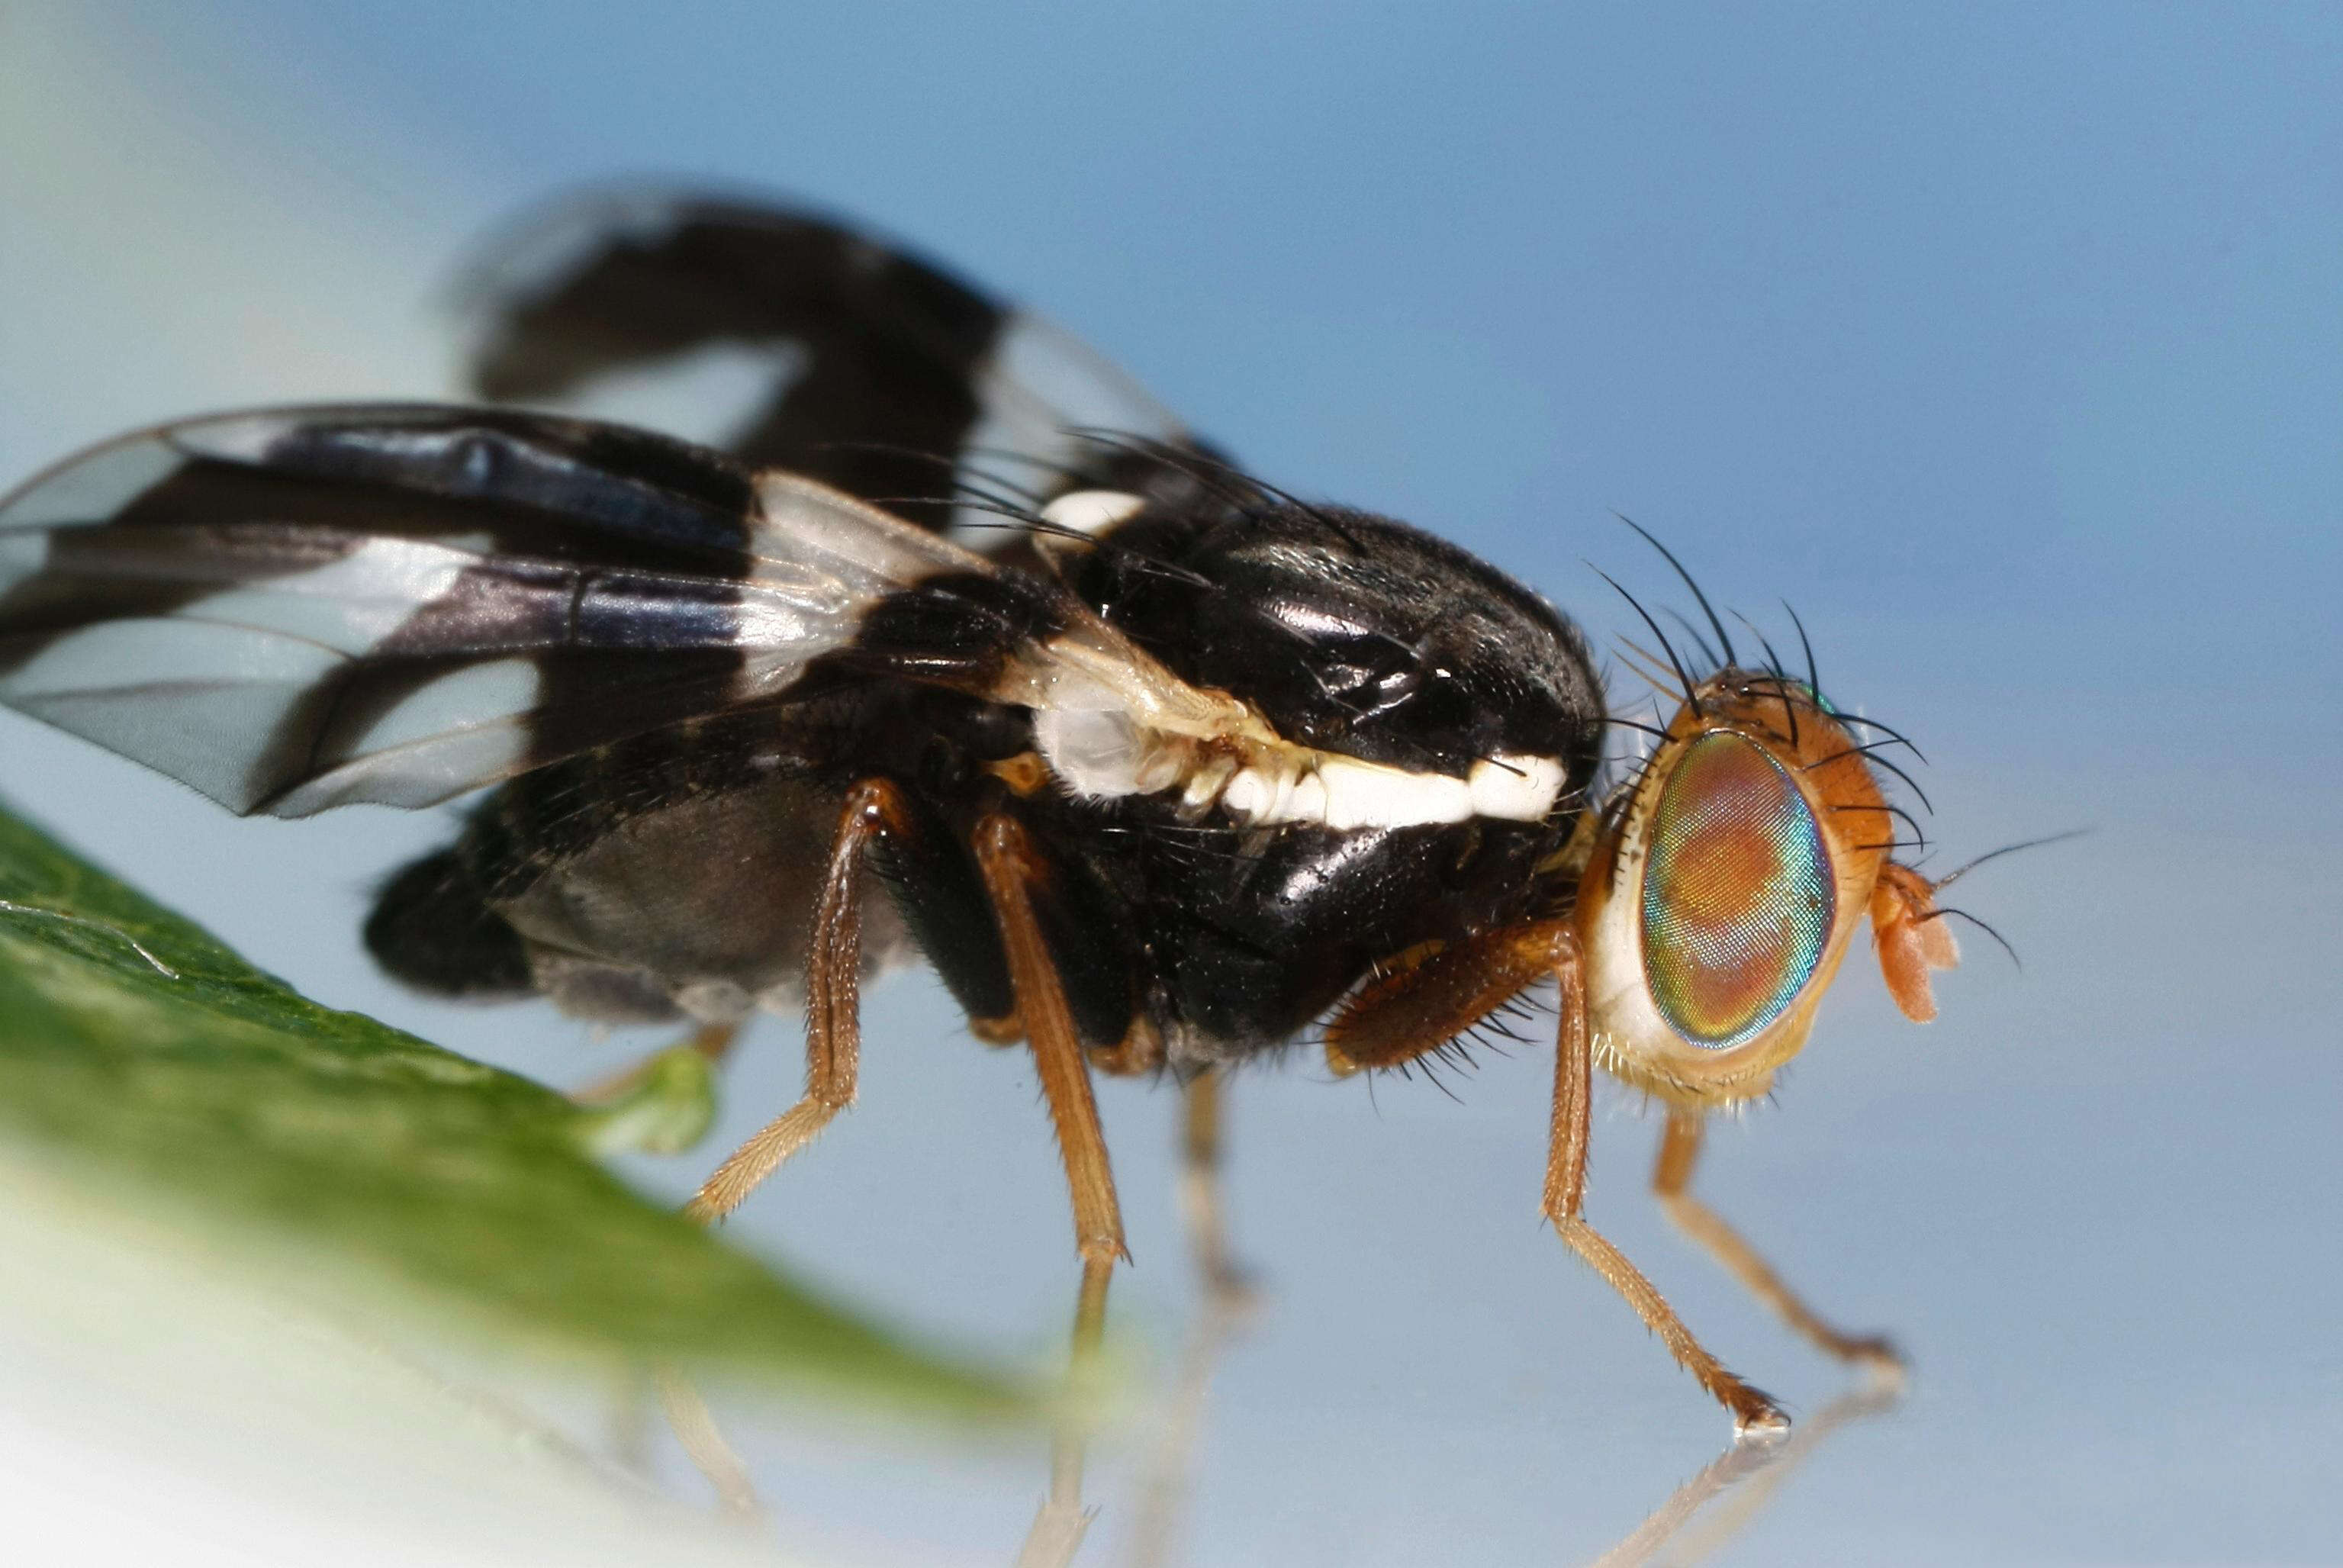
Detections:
1653,1111,1903,1380
1177,1069,1252,1307
685,779,909,1223
1323,919,1580,1076
973,811,1126,1556
1327,919,1785,1434
1121,1067,1257,1568
1543,935,1788,1434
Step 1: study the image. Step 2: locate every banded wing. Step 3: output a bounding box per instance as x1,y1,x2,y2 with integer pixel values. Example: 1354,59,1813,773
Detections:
455,185,1228,534
0,404,1083,817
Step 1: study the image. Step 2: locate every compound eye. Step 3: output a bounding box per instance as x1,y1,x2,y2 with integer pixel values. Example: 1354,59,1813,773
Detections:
1640,731,1835,1049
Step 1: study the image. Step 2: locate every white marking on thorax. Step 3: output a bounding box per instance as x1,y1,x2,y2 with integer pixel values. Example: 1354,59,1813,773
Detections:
1019,625,1566,829
949,312,1186,541
1038,489,1146,536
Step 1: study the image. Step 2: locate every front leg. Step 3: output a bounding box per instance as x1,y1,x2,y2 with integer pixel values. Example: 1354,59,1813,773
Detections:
1325,921,1786,1433
1653,1111,1903,1379
1541,937,1786,1434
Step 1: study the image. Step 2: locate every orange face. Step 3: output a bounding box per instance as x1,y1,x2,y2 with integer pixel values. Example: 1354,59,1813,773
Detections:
1576,671,1952,1108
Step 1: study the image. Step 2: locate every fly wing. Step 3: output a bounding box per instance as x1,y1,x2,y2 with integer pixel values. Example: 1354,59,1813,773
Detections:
455,185,1228,534
0,404,1044,817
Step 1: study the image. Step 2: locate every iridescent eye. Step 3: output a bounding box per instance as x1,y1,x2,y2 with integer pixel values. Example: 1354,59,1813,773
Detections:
1640,731,1834,1049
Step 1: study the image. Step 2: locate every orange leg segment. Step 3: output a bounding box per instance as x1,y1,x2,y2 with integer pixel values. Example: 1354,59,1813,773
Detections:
973,810,1126,1511
1324,917,1787,1432
1653,1112,1903,1376
1178,1068,1252,1305
1542,935,1786,1434
685,779,909,1224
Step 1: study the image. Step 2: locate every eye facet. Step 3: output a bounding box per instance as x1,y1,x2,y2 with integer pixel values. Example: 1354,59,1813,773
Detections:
1640,731,1835,1050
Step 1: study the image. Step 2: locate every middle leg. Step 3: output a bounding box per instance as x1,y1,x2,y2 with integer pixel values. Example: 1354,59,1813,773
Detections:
1653,1110,1902,1374
972,810,1126,1510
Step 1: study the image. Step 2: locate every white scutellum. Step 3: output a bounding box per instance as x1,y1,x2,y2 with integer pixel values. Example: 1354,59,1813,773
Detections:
1038,489,1146,536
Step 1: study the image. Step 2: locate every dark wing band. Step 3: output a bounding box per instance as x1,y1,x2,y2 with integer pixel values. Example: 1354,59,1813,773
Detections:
454,185,1220,533
0,405,1046,816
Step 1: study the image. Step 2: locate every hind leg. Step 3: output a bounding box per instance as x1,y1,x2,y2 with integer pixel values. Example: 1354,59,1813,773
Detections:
686,780,912,1222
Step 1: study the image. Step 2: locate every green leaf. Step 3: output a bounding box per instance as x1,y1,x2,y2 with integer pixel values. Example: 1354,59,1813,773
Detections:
0,797,1033,1422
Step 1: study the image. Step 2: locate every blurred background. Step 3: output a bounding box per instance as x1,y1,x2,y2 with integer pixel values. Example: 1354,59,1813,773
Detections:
2,4,2337,1563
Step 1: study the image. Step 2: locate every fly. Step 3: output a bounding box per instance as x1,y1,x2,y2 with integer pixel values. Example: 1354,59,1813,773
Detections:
0,185,1987,1438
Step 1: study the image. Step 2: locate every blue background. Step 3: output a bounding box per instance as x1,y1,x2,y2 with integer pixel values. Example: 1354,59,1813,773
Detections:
2,5,2337,1563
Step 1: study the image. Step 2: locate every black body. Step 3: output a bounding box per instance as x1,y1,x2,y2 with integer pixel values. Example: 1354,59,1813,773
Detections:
0,188,1605,1075
367,491,1598,1069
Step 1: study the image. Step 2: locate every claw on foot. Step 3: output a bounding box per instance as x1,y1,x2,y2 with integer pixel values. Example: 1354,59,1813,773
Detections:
1851,1341,1910,1397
